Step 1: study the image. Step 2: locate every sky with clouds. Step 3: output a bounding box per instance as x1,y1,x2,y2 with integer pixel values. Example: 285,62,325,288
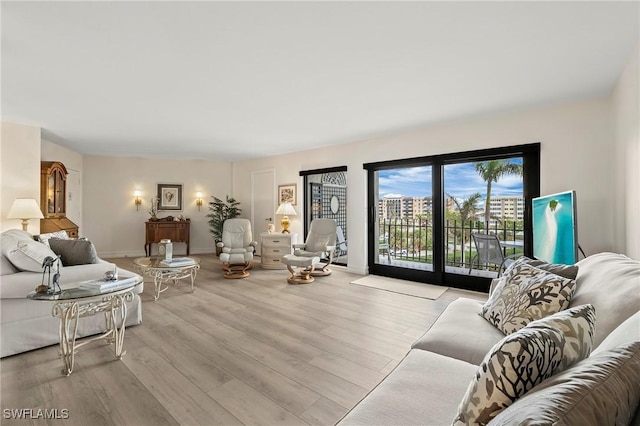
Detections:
378,159,523,199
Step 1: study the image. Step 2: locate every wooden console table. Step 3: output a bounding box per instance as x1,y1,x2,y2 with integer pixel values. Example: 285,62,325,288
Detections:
145,220,190,256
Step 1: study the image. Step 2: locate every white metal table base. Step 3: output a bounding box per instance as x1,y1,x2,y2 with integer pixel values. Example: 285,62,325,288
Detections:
147,265,200,301
52,291,134,376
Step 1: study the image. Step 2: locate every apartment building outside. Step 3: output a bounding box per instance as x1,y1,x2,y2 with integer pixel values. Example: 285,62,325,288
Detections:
379,194,523,224
489,196,524,225
379,196,433,220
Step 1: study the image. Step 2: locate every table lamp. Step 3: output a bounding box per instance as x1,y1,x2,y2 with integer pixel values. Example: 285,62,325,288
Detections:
7,198,44,231
276,202,297,233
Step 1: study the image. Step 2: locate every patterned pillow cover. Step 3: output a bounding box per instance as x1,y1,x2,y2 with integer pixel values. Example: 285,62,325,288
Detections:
481,259,577,334
36,231,70,247
488,341,640,426
499,255,579,281
519,257,579,280
453,304,596,426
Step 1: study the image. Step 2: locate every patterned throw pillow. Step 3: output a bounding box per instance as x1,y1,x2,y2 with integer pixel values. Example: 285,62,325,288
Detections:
36,230,70,247
481,260,576,334
526,304,596,370
488,341,640,426
509,255,580,280
453,304,596,426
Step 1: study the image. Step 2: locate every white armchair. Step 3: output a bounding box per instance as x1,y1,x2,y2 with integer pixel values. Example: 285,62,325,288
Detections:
217,218,257,279
291,218,337,276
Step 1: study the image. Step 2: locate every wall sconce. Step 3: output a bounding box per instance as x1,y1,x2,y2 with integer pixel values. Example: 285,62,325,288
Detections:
134,191,142,211
195,192,203,211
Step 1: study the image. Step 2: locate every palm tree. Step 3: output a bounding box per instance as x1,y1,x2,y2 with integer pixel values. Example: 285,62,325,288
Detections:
474,160,523,230
449,193,482,226
448,193,482,266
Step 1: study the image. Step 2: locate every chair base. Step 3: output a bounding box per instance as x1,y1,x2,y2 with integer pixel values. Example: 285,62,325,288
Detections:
222,262,251,279
308,265,332,277
287,264,316,284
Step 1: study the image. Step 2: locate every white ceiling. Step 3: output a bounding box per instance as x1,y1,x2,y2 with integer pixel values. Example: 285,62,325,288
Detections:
2,1,638,162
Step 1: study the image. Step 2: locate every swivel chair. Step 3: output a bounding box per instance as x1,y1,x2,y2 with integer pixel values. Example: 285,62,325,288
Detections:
217,218,257,279
289,218,337,276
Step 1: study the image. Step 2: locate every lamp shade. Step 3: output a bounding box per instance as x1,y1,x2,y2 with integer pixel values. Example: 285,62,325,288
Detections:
7,198,44,231
276,202,297,216
7,198,44,220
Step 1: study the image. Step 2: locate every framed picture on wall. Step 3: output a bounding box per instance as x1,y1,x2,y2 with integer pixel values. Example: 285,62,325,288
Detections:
157,184,183,211
278,184,296,205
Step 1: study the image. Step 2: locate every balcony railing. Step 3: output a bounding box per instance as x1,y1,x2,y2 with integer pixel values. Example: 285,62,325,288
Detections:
379,218,524,272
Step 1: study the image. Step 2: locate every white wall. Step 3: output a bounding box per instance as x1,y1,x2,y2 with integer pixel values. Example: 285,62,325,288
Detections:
82,155,233,258
612,44,640,260
41,138,84,233
234,97,615,274
4,44,637,268
0,122,42,234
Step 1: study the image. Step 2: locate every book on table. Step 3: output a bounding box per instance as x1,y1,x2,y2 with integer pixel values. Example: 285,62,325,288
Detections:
77,275,139,292
160,257,195,267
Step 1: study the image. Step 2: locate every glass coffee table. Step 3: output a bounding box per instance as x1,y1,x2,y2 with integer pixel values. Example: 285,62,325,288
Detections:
133,256,200,301
27,276,141,376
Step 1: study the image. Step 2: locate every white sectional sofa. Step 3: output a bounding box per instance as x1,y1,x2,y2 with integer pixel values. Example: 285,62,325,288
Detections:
339,252,640,425
0,229,143,358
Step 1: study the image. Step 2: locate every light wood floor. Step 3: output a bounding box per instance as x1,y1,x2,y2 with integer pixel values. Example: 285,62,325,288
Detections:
0,255,486,426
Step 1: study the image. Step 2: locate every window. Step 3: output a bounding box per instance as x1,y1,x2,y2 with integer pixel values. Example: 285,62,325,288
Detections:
365,143,540,292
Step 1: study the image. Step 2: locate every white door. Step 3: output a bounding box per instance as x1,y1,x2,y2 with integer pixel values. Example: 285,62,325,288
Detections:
251,169,276,256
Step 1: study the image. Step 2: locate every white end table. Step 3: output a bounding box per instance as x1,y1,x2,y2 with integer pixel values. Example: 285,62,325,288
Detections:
27,278,141,376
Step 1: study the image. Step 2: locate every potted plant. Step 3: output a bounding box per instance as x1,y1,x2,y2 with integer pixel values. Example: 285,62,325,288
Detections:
207,195,242,255
148,197,159,221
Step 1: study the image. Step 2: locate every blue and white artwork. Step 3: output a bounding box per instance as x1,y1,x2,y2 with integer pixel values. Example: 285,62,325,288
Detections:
532,190,578,265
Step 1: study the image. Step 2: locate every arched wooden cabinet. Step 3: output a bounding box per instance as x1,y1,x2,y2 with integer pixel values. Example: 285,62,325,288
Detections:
40,161,79,237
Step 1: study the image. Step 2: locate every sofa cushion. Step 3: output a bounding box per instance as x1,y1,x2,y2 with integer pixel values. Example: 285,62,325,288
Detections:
3,238,59,273
453,305,595,425
412,298,504,365
571,252,640,347
49,238,99,266
481,261,576,334
35,231,70,247
1,255,19,275
592,311,640,354
337,349,478,426
488,341,640,426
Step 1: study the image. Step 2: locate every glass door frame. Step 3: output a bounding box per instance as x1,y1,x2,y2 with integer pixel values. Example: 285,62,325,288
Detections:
365,143,540,293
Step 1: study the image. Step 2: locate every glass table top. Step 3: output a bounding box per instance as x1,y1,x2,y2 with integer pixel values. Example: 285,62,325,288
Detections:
27,275,142,301
134,256,200,270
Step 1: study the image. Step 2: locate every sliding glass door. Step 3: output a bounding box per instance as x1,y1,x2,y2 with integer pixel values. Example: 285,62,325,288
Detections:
443,158,525,276
374,166,434,273
365,143,539,292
